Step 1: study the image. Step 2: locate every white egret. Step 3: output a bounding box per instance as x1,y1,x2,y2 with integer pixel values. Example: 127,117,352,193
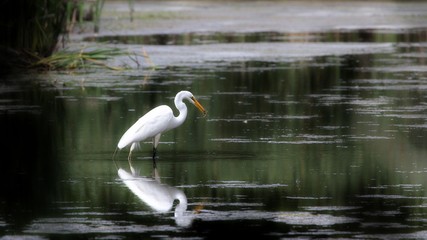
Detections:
117,91,206,167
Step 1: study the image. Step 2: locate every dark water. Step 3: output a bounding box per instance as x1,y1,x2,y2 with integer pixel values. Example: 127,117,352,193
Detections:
85,29,427,45
2,28,427,239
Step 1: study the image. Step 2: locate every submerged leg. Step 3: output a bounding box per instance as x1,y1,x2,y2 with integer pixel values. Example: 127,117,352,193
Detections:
152,134,161,168
152,147,157,168
128,150,135,175
128,143,138,175
112,147,119,170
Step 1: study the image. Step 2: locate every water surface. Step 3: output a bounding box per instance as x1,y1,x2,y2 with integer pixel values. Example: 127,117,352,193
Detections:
2,1,427,239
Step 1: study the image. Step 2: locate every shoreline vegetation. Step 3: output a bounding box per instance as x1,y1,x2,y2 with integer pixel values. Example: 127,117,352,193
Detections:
0,0,65,72
0,0,134,73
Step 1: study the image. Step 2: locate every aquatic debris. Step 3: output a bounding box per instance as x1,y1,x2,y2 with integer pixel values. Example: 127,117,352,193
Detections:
191,209,358,226
357,194,427,200
287,196,332,200
0,104,41,114
349,135,391,140
303,206,362,212
274,212,359,226
179,180,287,189
127,47,157,70
24,217,176,234
210,135,342,145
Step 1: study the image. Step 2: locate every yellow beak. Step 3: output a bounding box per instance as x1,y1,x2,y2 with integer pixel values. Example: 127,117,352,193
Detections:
191,97,207,117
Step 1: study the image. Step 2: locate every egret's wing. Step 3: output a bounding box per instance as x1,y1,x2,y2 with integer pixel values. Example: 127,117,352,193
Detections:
134,106,173,139
118,105,173,149
118,169,174,212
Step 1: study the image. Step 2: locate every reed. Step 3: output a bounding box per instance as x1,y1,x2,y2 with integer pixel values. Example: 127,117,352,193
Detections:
0,0,107,71
0,0,66,60
31,47,124,71
128,0,135,22
65,0,105,33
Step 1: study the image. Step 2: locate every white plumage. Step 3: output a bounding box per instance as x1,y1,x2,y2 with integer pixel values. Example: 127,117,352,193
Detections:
118,105,173,149
117,91,206,167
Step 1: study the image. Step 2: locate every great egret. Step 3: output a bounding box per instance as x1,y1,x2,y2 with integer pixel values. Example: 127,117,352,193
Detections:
117,91,206,167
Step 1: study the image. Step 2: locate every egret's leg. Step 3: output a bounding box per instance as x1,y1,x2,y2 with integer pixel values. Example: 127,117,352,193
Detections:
152,147,157,168
152,166,161,183
153,134,161,149
127,149,132,167
129,143,137,175
152,134,161,167
112,147,119,170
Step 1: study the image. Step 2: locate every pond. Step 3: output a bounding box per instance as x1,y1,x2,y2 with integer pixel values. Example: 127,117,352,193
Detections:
2,1,427,239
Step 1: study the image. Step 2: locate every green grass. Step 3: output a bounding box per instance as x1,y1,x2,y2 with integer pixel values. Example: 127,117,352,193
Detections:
31,47,124,71
0,0,110,71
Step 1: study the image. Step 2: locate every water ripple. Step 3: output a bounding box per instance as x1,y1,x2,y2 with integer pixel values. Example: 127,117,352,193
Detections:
24,217,176,234
179,181,287,189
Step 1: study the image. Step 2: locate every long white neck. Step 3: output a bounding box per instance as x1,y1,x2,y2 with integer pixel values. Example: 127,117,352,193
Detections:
174,191,193,227
169,93,188,130
174,191,188,217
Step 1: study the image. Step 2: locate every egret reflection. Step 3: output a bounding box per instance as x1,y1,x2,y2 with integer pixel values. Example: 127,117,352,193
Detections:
118,166,194,227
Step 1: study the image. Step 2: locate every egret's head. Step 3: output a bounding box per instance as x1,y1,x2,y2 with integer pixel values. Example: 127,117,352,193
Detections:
178,91,207,117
